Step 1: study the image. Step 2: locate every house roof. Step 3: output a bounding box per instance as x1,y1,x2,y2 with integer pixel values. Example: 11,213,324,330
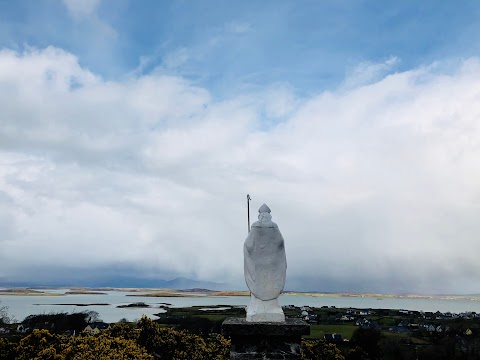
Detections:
88,322,109,329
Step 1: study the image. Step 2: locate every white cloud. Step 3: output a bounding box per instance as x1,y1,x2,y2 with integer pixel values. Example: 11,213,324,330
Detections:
61,0,117,65
342,56,400,89
226,21,252,34
63,0,101,19
1,47,480,293
263,83,298,119
162,48,190,69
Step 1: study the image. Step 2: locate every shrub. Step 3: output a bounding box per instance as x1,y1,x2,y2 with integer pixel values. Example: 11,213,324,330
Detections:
301,339,345,360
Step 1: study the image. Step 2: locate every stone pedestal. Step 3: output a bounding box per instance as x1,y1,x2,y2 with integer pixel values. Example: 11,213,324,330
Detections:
246,295,285,322
222,318,310,360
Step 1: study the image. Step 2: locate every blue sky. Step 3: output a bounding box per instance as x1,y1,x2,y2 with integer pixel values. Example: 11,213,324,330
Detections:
2,1,480,95
2,1,480,294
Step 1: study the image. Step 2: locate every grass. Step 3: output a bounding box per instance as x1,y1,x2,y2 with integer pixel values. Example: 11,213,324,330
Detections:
305,325,357,340
381,331,431,345
284,309,302,317
155,305,246,325
192,314,228,322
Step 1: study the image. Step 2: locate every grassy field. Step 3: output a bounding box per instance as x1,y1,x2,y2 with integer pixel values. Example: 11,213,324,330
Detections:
306,324,357,340
156,305,245,324
381,331,431,345
192,314,228,322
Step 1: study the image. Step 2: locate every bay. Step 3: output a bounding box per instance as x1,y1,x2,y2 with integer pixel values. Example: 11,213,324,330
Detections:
2,289,480,323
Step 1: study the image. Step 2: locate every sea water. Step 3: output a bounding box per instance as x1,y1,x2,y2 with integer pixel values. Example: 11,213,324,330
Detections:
2,289,480,323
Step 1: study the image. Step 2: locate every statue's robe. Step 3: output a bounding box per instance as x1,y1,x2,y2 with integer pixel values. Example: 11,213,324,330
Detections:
244,219,287,301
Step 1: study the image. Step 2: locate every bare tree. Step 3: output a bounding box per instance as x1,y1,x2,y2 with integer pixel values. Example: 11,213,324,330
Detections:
0,302,11,324
83,310,101,323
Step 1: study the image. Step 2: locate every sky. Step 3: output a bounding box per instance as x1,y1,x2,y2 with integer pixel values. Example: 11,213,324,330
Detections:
1,0,480,294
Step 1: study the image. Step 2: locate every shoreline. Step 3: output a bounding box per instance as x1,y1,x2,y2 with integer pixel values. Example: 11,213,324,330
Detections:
1,287,480,300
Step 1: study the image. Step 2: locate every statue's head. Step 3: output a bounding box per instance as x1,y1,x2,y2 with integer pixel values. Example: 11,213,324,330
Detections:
258,204,272,222
258,204,271,214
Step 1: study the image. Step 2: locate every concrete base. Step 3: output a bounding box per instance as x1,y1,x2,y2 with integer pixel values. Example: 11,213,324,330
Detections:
222,317,310,360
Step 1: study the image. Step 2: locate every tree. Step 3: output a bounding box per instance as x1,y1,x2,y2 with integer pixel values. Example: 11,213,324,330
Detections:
82,310,101,324
107,322,139,341
346,346,370,360
350,328,382,360
0,302,12,324
23,312,88,333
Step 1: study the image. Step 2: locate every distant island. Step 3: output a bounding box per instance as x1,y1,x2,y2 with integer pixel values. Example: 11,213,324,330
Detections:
117,302,150,308
65,290,107,295
1,287,480,300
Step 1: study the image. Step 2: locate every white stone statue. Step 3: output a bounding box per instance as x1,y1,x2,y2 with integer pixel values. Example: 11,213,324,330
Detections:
244,204,286,322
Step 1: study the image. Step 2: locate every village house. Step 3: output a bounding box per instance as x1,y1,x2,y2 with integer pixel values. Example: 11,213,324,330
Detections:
84,322,110,335
16,324,29,333
339,314,355,321
388,326,411,335
356,318,370,327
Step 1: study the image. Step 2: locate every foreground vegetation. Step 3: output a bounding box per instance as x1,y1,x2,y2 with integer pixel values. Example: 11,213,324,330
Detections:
0,317,230,359
2,302,480,359
0,316,348,360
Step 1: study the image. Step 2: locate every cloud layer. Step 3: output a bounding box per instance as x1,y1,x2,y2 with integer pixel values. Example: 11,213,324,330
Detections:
1,47,480,294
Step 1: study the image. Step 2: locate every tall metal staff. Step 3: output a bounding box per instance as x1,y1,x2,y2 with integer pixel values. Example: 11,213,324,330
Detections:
247,194,251,233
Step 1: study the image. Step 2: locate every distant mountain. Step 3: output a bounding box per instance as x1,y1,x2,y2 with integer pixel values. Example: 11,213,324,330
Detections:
0,276,228,291
163,277,226,290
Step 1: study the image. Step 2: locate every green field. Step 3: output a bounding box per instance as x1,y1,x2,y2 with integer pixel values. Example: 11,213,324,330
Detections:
306,324,357,340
